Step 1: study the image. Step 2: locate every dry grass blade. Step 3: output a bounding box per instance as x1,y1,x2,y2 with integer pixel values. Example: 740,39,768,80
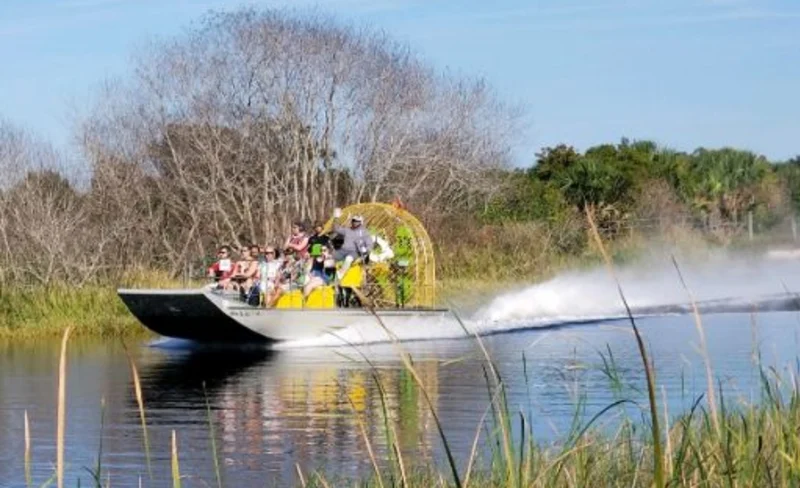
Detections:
123,344,152,479
662,385,673,478
24,410,31,488
362,307,463,488
57,325,72,488
313,472,332,488
171,430,181,488
202,383,223,488
585,207,664,487
343,388,385,488
464,387,504,488
671,255,720,435
330,331,408,488
295,463,307,488
446,301,516,485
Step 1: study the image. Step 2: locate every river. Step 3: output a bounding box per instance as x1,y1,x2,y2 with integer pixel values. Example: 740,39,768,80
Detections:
0,309,798,487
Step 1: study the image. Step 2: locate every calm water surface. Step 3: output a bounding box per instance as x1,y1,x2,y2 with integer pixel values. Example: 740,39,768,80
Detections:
1,311,799,487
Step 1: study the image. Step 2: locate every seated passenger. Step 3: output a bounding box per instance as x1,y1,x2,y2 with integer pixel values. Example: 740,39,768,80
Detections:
230,245,259,292
307,221,330,257
284,222,309,258
266,252,306,307
243,244,263,300
207,245,234,288
257,246,283,304
331,210,374,278
277,253,305,291
304,243,334,299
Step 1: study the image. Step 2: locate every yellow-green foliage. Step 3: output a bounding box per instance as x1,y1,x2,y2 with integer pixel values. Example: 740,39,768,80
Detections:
0,285,141,339
0,269,204,339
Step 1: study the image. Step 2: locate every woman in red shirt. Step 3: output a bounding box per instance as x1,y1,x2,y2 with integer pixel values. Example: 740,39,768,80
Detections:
284,222,309,258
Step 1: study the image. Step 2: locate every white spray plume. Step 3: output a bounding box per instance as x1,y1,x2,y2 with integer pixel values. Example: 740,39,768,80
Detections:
477,251,800,323
278,249,800,349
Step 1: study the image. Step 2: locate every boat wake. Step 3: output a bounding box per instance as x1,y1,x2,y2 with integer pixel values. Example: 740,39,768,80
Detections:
278,254,800,349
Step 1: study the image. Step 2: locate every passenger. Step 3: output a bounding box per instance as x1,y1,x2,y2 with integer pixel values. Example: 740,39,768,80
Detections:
307,221,330,257
304,242,334,299
250,244,261,261
331,210,374,278
284,222,309,258
243,244,263,300
230,245,259,291
207,245,234,288
369,232,395,263
277,253,303,291
257,246,283,304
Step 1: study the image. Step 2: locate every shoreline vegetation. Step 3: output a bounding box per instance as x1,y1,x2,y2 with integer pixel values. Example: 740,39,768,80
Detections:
0,226,785,340
0,232,677,340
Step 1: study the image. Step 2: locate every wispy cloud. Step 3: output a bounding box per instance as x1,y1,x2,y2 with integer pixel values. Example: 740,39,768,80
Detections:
406,0,800,41
56,0,131,9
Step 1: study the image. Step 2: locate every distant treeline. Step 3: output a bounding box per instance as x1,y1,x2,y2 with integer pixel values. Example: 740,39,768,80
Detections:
484,141,800,246
0,8,797,286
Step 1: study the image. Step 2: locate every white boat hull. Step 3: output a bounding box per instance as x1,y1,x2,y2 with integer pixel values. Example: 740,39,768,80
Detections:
118,288,455,343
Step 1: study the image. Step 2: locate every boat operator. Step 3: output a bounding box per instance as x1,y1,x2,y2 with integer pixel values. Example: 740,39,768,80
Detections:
331,208,374,278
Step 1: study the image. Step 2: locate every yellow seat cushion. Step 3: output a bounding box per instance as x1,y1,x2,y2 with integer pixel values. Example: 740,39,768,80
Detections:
275,290,304,309
273,286,336,309
340,264,363,288
305,286,336,309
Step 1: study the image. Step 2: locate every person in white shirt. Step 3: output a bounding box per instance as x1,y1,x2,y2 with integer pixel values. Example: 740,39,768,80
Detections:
369,233,395,263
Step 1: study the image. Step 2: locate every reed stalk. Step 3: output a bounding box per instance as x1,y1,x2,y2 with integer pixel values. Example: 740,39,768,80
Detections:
24,410,31,488
343,388,385,488
124,346,152,479
671,255,720,435
171,430,181,488
585,207,665,487
295,463,307,488
446,301,517,486
56,325,72,488
331,332,408,487
203,383,223,488
363,307,464,488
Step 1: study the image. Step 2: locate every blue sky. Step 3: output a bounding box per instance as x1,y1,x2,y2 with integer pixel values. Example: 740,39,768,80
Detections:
1,0,798,164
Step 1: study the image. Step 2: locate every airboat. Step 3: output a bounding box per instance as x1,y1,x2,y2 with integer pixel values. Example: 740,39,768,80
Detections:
118,203,455,344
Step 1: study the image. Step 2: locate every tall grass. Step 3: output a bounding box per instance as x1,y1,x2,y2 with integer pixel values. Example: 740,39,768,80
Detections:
0,286,141,339
0,269,202,339
585,208,664,487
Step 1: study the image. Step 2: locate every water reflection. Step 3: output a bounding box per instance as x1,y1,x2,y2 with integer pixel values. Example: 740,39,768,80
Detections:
132,344,444,483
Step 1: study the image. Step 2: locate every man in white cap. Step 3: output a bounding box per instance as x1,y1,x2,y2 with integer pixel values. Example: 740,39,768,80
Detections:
332,209,374,277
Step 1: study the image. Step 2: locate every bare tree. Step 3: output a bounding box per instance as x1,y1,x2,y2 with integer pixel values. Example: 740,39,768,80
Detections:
0,119,115,286
80,8,518,274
